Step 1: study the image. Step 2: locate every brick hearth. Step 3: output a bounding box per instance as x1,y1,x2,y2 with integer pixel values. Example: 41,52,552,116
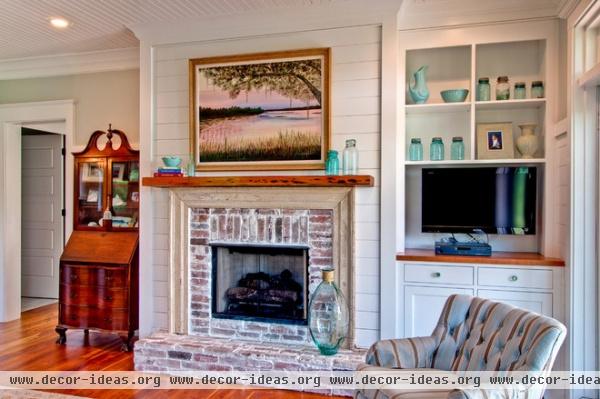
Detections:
135,332,366,395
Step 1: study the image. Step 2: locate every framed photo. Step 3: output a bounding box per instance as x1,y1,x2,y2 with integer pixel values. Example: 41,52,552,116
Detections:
476,122,514,160
189,48,330,171
112,163,126,180
86,189,98,203
130,191,139,203
81,163,103,182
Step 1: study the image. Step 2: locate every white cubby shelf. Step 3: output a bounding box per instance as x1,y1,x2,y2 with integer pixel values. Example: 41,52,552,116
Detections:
404,158,546,167
401,34,553,256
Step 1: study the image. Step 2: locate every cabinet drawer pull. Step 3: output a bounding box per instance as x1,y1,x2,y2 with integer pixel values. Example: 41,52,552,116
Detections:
431,272,441,278
509,275,519,282
69,314,77,320
104,295,113,301
104,317,112,323
70,274,79,280
70,292,77,299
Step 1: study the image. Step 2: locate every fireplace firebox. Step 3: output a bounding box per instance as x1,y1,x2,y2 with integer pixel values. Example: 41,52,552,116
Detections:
210,243,309,325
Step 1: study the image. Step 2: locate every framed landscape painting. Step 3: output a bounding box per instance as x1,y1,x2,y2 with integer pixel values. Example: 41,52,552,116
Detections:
189,48,330,171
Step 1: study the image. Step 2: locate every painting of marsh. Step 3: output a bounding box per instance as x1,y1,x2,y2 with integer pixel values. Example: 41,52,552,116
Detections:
190,49,330,170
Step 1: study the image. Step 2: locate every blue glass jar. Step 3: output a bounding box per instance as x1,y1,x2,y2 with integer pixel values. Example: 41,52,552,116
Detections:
451,137,465,160
477,77,490,101
342,139,358,175
308,269,349,355
325,150,339,175
409,138,423,161
531,81,544,98
514,82,526,100
430,137,444,161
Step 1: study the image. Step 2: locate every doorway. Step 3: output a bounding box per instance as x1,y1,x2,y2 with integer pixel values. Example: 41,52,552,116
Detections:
20,127,65,310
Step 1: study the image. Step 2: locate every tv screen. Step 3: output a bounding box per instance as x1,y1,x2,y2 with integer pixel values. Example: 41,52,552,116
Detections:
422,167,537,235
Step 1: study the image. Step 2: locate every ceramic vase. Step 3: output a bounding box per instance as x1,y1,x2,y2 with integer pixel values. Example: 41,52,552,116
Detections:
408,65,429,104
517,124,539,159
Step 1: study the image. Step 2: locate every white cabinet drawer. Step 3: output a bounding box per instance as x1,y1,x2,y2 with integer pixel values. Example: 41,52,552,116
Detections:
405,264,474,285
478,267,553,290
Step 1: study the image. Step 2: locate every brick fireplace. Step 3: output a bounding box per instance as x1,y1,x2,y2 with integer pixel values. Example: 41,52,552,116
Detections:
135,187,365,383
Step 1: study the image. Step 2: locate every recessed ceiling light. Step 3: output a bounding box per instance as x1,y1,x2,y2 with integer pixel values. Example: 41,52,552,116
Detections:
49,17,70,29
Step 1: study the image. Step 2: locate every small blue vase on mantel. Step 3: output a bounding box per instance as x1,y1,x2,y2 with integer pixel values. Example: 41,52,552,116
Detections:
408,65,430,104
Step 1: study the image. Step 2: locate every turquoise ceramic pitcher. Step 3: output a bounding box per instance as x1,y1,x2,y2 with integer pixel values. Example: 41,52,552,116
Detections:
408,65,429,104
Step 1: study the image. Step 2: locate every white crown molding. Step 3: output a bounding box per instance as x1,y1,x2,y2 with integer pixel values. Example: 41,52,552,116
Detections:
0,47,139,81
128,0,401,45
557,0,582,19
397,0,560,31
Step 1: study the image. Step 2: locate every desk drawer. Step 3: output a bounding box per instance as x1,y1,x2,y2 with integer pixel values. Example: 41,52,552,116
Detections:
478,267,553,290
60,305,129,331
60,284,128,308
404,264,474,285
61,264,128,288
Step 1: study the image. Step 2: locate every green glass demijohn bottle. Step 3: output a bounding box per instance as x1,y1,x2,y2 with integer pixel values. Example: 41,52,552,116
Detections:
308,269,349,355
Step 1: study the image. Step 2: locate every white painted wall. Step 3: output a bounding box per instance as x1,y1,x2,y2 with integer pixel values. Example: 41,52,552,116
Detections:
147,25,383,347
0,70,140,146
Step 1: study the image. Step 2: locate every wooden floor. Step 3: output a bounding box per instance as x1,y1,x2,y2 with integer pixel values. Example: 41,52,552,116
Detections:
0,304,343,399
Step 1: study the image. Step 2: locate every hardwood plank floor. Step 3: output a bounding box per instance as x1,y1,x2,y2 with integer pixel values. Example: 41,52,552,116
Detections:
0,304,344,399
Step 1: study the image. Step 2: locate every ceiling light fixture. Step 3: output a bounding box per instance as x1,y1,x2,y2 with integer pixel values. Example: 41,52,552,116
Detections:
49,17,70,29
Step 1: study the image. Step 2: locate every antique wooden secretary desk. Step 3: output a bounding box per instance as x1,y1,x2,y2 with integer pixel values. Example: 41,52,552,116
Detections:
56,127,139,351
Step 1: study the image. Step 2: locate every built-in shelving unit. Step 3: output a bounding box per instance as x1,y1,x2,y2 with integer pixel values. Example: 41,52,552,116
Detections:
401,36,552,254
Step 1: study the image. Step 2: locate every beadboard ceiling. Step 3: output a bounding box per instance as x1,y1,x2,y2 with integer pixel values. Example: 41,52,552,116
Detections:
0,0,349,60
0,0,574,61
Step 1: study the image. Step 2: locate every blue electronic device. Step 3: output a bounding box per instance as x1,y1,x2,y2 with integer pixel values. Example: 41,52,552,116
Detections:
435,238,492,256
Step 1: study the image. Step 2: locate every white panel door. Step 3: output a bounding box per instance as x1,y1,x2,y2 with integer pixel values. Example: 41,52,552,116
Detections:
477,289,552,316
21,134,63,298
404,286,473,337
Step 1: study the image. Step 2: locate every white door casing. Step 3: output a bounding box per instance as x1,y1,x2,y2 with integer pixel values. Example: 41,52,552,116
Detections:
0,100,75,322
21,133,64,298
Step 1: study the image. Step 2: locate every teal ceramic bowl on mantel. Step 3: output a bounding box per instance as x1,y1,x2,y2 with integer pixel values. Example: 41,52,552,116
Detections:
440,89,469,103
162,156,182,167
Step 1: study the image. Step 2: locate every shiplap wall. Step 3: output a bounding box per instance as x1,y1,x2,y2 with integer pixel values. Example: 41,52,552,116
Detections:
150,25,382,347
555,131,570,260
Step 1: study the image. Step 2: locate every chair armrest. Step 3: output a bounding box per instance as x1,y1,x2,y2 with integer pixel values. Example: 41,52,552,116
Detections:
365,336,438,369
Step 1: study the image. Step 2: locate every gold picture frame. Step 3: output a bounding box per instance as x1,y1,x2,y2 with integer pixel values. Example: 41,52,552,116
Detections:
189,48,331,171
476,122,515,160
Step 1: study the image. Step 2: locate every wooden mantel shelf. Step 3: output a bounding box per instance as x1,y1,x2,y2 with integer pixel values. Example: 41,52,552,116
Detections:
396,248,565,267
142,175,374,188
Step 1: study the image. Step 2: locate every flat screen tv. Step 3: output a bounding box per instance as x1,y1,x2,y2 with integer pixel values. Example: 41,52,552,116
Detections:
422,167,537,235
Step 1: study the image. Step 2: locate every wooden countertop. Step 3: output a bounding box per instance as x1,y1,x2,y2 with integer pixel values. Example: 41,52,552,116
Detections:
142,175,374,188
396,248,565,267
61,231,139,265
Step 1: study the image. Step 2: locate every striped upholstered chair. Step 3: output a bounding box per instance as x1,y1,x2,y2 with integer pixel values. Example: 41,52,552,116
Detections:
356,295,566,399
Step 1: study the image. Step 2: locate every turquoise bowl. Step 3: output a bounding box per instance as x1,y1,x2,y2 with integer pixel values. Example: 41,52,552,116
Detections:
162,156,182,167
440,89,469,103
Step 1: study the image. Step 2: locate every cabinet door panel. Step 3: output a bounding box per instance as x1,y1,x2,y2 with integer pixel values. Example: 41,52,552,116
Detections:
404,286,473,337
477,289,552,316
